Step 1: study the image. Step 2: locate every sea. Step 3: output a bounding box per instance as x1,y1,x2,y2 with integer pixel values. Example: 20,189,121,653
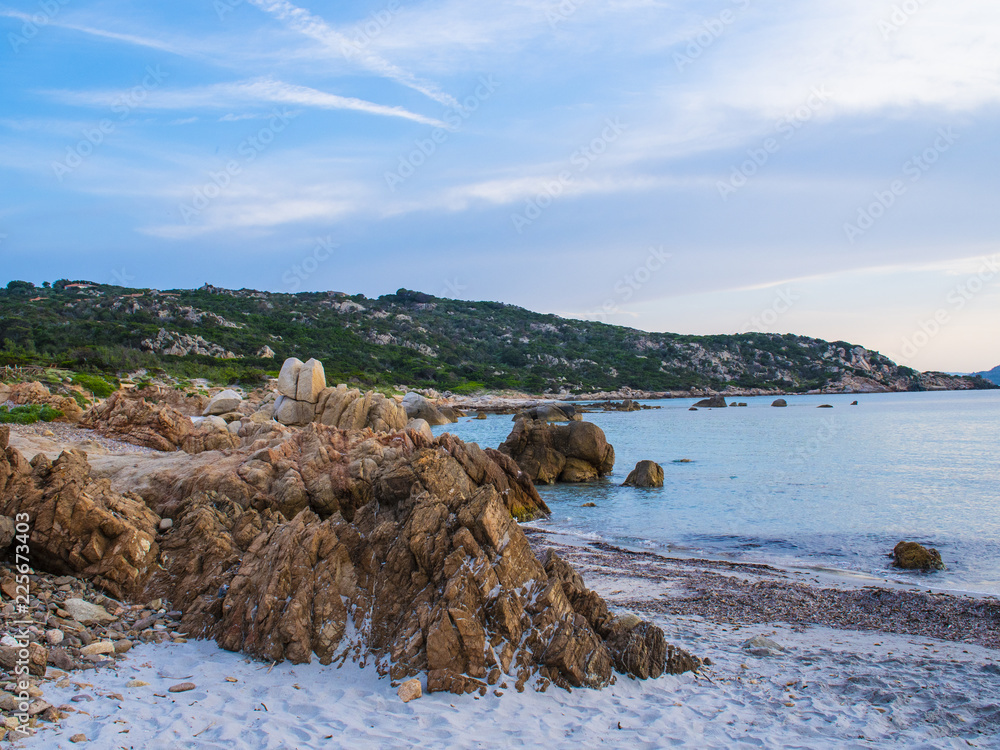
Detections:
432,390,1000,596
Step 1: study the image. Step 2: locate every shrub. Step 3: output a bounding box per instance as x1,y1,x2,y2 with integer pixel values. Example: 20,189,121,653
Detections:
0,404,64,424
71,372,118,398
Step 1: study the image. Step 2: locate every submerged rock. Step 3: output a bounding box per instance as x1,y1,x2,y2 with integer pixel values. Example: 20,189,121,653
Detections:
893,541,945,571
771,399,788,407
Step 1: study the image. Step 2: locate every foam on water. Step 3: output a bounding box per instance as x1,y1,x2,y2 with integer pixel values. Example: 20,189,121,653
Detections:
434,390,1000,595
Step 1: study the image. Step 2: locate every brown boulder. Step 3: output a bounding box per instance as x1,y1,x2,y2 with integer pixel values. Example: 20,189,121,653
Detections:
316,386,408,433
893,541,945,571
623,460,664,488
499,419,614,485
0,431,160,599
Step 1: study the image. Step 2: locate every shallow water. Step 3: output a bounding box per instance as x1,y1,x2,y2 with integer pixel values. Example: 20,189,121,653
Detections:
433,390,1000,595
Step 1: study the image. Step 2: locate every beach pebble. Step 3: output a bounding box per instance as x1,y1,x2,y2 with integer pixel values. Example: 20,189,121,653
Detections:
126,680,149,688
159,518,173,532
45,629,64,646
397,678,422,703
168,682,196,693
63,599,115,624
69,734,88,743
80,641,116,656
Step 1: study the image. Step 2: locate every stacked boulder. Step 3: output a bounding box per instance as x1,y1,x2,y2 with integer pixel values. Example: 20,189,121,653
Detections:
402,392,457,426
274,358,327,426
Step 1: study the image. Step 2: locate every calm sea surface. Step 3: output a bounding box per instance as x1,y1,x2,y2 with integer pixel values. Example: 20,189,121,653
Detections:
432,390,1000,595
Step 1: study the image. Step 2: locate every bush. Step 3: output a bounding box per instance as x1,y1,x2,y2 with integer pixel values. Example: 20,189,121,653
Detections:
71,372,118,398
0,404,64,424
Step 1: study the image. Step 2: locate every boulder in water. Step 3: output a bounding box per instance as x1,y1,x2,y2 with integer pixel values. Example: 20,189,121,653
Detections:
771,399,788,407
622,461,664,488
693,395,727,408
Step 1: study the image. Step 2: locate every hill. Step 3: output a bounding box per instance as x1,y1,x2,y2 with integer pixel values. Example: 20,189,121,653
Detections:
972,366,1000,386
0,279,994,395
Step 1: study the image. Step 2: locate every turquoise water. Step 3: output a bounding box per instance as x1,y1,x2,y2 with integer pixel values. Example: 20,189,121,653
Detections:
432,391,1000,595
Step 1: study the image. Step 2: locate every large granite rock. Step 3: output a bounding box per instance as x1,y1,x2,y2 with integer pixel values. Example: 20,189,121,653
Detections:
316,386,408,433
499,419,615,485
771,399,788,407
296,359,327,404
204,389,243,416
402,392,455,426
622,461,664,488
893,541,945,571
0,429,160,599
277,357,304,399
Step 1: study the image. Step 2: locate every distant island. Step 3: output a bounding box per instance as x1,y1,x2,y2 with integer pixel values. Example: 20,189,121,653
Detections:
0,280,995,396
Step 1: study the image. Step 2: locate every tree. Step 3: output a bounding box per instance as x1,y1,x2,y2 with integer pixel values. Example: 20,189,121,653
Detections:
5,280,35,294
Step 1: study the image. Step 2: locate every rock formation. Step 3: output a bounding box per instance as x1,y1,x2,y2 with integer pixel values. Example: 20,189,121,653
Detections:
499,419,615,484
892,541,945,571
316,385,408,433
623,461,664,488
81,392,239,454
274,357,327,426
771,399,788,407
0,427,160,599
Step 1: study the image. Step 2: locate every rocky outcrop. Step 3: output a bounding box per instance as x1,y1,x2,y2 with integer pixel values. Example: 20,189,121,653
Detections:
893,541,945,571
141,327,239,359
133,424,692,692
6,381,84,423
129,385,207,416
513,404,581,423
499,420,615,484
316,385,408,433
622,461,664,488
0,429,160,599
81,392,239,454
274,357,327,426
402,392,455,426
693,395,727,408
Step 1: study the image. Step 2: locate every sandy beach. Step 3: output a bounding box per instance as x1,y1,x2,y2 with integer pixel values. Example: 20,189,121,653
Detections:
15,528,1000,749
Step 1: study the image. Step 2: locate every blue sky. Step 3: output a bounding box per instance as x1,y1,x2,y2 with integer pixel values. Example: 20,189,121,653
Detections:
1,0,999,372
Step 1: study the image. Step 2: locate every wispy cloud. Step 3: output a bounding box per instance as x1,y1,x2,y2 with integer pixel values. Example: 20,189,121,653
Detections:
46,78,448,127
246,0,460,109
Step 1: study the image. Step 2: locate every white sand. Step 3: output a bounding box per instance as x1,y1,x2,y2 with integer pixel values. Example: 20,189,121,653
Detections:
18,613,1000,749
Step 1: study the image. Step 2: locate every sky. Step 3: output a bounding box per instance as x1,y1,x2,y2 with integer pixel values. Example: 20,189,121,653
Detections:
1,0,999,373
